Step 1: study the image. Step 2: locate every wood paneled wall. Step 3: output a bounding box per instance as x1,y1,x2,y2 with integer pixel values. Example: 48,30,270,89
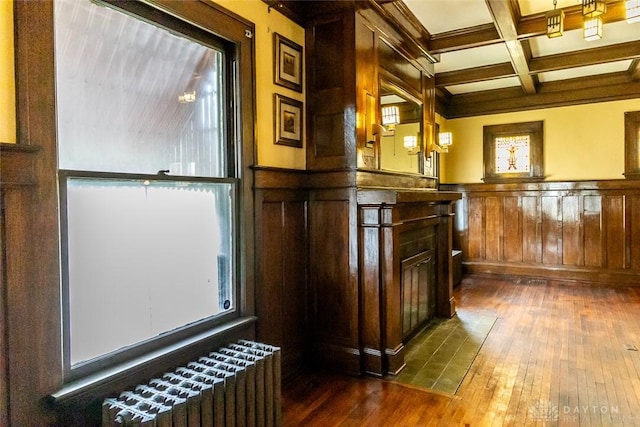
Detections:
441,181,640,284
253,167,309,380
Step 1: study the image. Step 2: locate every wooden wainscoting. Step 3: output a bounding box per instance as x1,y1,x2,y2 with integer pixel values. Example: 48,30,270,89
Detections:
441,180,640,285
253,167,309,380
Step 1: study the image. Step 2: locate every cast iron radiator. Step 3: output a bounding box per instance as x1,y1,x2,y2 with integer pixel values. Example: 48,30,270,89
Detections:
102,340,281,427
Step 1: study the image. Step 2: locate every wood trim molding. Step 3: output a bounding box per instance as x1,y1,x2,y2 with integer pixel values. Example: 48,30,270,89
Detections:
484,0,536,95
427,23,500,54
444,73,640,118
0,143,40,186
625,111,640,179
529,41,640,74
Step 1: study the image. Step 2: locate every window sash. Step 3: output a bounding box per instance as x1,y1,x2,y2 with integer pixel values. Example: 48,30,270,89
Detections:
59,170,240,379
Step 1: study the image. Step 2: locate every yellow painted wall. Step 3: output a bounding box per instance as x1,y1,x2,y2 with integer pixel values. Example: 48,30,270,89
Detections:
1,0,16,143
213,0,305,169
440,98,640,183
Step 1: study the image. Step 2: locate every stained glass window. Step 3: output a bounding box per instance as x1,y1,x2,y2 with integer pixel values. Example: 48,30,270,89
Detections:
495,135,530,174
483,121,543,183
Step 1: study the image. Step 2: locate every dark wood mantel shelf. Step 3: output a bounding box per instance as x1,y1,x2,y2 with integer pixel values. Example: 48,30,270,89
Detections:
357,188,461,204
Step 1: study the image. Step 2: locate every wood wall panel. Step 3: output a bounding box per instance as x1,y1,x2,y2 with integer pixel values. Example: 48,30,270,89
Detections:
256,199,308,377
467,197,485,260
522,196,541,263
562,195,582,266
254,168,308,380
441,181,640,285
541,196,561,265
604,195,626,269
485,197,502,261
503,196,522,262
310,199,356,343
629,196,640,270
583,195,603,268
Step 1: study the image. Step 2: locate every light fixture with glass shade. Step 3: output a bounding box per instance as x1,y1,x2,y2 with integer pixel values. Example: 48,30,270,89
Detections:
381,106,400,130
433,131,452,153
439,132,452,147
546,0,565,38
403,135,417,150
583,16,603,40
582,0,606,17
627,0,640,23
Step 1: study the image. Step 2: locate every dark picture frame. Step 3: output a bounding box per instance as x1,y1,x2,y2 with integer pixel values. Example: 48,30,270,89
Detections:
483,120,544,183
274,94,303,148
273,33,303,92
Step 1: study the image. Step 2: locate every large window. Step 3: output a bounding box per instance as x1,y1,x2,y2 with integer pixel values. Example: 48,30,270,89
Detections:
54,0,247,379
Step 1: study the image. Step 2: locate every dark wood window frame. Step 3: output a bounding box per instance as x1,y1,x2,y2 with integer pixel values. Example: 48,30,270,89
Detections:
13,0,257,416
624,111,640,180
482,120,544,183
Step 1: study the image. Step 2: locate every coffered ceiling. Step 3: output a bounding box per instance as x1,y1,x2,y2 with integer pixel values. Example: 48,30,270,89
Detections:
265,0,640,118
401,0,640,117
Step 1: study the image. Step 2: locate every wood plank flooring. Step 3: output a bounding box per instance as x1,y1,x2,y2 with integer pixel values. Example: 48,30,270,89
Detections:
282,275,640,426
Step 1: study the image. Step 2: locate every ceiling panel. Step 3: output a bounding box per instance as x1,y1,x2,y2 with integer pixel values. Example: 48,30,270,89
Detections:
403,0,493,34
435,43,512,73
446,76,522,94
518,0,581,16
537,59,632,82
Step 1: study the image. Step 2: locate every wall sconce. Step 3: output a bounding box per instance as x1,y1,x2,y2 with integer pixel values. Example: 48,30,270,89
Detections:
582,0,606,17
403,135,417,150
439,131,452,148
433,131,452,153
583,16,603,41
178,90,196,103
546,0,565,38
371,123,394,137
381,106,400,130
627,0,640,23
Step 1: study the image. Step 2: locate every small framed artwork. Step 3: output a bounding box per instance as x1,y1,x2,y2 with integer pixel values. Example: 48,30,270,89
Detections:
274,94,303,148
274,33,303,92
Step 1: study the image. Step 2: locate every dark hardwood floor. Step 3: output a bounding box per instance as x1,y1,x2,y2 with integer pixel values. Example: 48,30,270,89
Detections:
282,275,640,426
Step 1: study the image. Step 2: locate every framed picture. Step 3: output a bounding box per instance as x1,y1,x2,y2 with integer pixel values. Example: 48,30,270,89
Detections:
274,94,303,148
274,33,303,92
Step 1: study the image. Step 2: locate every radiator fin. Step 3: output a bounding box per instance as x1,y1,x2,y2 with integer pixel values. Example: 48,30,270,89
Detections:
102,340,281,427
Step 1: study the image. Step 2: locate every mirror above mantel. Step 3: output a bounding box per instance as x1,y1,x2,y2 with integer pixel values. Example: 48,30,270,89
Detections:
379,81,431,176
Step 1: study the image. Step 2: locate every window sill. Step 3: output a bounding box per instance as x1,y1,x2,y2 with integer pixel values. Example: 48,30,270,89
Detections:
49,316,257,407
482,176,545,184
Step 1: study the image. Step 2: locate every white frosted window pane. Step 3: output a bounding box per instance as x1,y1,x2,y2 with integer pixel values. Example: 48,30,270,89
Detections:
54,0,226,177
66,178,234,364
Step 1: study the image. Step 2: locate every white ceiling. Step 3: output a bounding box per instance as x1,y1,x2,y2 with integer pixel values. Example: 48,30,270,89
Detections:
403,0,640,95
